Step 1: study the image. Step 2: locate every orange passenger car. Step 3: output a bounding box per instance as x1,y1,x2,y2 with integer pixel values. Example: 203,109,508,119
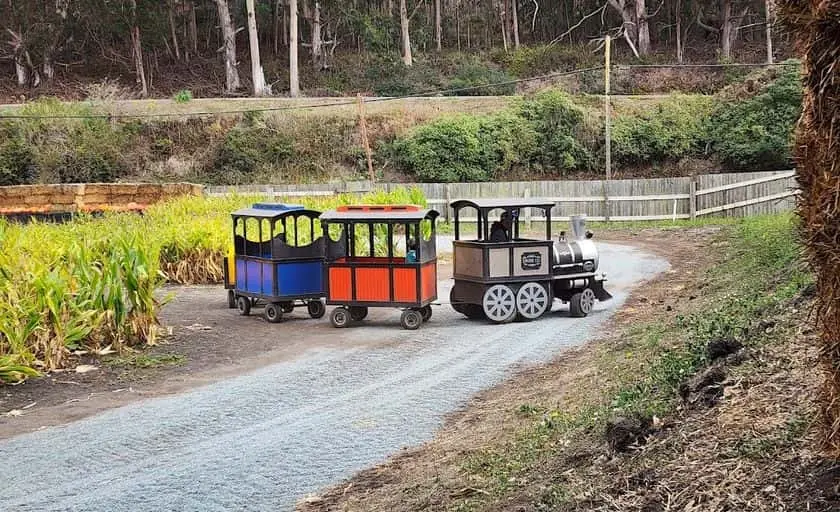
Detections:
320,205,439,330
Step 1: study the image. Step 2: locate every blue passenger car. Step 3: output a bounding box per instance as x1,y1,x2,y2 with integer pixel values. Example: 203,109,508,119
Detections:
223,203,326,322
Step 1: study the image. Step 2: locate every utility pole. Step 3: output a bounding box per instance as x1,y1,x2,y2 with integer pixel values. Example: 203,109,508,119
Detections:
604,35,612,181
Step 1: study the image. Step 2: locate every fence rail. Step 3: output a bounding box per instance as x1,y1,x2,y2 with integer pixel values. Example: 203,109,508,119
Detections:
205,170,797,222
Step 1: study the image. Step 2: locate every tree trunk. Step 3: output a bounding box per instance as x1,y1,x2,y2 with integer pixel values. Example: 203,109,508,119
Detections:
129,0,148,97
282,0,288,48
42,53,55,82
765,0,774,64
721,0,732,59
189,1,199,53
399,0,413,66
311,0,322,68
676,0,683,63
511,0,520,49
500,0,508,52
169,0,181,61
216,0,240,94
435,0,442,51
607,0,641,57
635,0,650,55
246,0,269,96
14,55,28,87
289,0,300,96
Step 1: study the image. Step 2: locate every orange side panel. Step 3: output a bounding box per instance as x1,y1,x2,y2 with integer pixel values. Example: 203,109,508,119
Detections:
355,267,391,302
329,267,352,301
421,262,437,301
393,268,418,303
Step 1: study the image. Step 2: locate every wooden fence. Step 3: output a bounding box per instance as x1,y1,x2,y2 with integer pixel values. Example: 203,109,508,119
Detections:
205,170,797,222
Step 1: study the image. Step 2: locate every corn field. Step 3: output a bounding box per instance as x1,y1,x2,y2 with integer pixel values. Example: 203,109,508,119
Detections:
0,187,426,383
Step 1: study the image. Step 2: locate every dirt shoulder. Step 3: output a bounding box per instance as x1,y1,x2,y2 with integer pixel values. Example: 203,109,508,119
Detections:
296,226,839,512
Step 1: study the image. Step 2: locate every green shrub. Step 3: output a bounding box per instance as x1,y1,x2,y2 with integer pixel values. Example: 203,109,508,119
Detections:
391,113,537,182
709,62,802,170
391,115,494,182
0,126,36,186
496,44,599,77
446,61,515,96
173,90,193,103
56,120,130,183
212,126,294,183
518,90,595,173
611,95,714,166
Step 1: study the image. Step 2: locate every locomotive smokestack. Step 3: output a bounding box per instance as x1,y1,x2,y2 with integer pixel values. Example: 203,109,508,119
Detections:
570,215,587,240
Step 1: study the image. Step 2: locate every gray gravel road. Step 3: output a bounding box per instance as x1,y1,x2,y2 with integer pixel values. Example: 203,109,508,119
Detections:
0,243,667,512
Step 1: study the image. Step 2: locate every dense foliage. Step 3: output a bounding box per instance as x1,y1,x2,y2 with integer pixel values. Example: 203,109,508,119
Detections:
389,90,594,182
708,62,803,169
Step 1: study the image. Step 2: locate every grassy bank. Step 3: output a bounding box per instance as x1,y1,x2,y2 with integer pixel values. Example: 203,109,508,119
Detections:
0,63,801,186
0,187,425,382
451,215,810,510
301,213,824,511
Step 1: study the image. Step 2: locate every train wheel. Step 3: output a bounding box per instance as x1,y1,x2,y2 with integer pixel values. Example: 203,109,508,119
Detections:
400,309,422,330
569,288,596,318
307,300,326,319
420,305,432,322
331,307,351,328
281,302,295,313
482,285,517,324
349,306,369,321
227,290,237,309
265,303,284,323
516,282,550,320
237,296,251,316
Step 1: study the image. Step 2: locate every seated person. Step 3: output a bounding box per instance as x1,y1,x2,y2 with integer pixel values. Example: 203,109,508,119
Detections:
406,238,418,263
489,212,512,242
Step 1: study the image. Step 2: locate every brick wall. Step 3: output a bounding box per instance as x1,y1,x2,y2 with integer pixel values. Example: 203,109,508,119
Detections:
0,183,204,215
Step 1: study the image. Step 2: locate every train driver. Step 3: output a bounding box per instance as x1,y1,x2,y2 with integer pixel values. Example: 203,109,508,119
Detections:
490,211,512,242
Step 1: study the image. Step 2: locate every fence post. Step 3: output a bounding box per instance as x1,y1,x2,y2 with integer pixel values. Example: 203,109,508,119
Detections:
523,188,532,229
689,179,697,220
444,184,451,224
602,181,610,222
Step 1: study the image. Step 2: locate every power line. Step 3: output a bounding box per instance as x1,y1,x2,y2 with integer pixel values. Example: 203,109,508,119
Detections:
0,61,797,120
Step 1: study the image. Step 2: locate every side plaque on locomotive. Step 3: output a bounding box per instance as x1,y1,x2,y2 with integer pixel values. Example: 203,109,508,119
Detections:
521,252,542,270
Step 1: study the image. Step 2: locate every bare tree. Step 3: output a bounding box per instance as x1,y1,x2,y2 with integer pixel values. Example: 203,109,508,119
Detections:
511,0,520,49
606,0,651,56
765,0,774,64
246,0,269,96
215,0,240,94
168,0,181,61
129,0,148,96
400,0,413,66
311,0,322,67
289,0,300,96
676,0,683,63
435,0,442,51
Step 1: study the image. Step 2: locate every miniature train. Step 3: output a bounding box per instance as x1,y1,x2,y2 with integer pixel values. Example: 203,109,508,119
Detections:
223,198,611,329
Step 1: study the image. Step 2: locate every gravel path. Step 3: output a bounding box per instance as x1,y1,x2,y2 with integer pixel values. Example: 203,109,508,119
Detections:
0,243,667,512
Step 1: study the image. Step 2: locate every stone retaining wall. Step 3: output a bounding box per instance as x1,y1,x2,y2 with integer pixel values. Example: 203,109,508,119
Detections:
0,183,203,215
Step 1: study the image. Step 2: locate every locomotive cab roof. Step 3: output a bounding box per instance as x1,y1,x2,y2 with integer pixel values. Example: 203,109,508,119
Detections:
449,198,556,212
450,198,557,242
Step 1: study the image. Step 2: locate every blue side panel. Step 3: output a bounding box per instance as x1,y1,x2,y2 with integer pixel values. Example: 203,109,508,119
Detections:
235,258,247,291
277,261,323,296
262,262,274,295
